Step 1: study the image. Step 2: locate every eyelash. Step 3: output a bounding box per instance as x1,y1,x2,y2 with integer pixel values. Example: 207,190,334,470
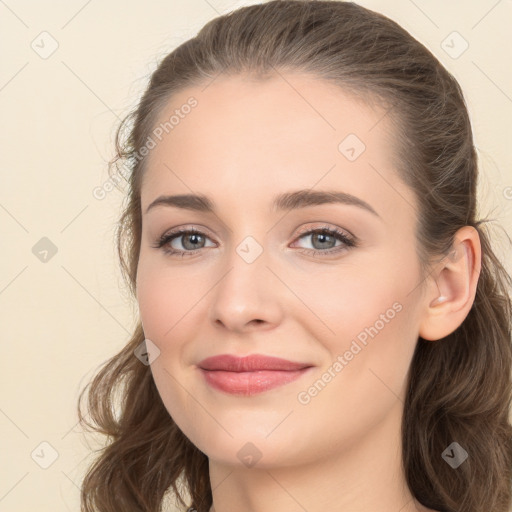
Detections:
152,225,357,258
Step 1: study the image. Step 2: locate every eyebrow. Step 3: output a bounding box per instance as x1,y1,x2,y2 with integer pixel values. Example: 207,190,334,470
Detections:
144,189,380,218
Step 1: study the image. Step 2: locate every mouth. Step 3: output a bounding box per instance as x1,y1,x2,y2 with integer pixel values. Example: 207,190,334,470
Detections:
197,354,314,396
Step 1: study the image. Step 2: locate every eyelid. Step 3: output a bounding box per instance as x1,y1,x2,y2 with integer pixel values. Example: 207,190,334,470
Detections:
294,222,355,240
157,224,216,242
158,222,354,242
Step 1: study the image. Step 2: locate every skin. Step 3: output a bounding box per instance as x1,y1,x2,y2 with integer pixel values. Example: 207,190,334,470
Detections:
135,73,481,512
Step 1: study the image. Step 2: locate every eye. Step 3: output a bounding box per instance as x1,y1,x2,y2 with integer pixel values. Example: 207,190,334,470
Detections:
152,227,215,257
152,224,357,258
291,225,356,257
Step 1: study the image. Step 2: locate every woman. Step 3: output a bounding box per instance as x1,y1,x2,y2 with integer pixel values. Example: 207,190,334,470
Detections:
77,2,512,511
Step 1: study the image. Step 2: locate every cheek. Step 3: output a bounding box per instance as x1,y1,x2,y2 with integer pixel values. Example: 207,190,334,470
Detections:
294,275,419,451
136,262,204,428
136,258,199,342
136,279,171,342
290,231,420,336
296,265,404,342
296,252,420,395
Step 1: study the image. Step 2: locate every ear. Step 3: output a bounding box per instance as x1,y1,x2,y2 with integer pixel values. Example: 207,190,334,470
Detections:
418,226,482,341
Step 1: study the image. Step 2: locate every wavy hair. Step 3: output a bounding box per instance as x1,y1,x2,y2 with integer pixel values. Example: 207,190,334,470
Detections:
77,2,512,511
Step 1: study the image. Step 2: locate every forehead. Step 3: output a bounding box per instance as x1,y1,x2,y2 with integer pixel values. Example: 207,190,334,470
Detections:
140,72,411,216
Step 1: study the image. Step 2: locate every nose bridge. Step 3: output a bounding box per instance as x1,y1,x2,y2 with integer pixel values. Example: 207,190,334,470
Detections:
220,231,268,300
209,228,280,330
223,209,271,269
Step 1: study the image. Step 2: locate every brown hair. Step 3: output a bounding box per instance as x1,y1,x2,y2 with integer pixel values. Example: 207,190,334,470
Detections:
77,2,512,511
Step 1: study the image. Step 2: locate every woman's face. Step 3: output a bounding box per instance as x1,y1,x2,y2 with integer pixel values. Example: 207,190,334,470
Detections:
136,73,426,468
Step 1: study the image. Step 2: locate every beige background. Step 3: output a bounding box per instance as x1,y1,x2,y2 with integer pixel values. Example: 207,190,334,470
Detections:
1,0,511,511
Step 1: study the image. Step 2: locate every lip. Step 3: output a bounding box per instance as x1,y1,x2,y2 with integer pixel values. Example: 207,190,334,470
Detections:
198,354,311,372
197,354,314,396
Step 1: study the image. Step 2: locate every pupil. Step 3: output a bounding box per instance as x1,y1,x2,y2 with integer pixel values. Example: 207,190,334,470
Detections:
314,232,333,249
186,234,202,249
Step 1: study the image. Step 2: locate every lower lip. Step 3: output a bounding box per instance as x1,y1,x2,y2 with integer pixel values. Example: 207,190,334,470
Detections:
199,367,313,396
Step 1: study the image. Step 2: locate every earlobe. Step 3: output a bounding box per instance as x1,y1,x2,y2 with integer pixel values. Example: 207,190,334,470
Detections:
419,226,481,341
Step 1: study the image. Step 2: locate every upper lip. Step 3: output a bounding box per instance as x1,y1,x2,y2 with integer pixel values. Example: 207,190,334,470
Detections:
198,354,312,372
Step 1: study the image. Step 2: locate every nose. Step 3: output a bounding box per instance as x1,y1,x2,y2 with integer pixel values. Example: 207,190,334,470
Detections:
208,245,284,334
